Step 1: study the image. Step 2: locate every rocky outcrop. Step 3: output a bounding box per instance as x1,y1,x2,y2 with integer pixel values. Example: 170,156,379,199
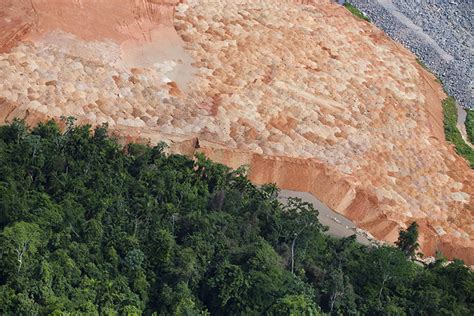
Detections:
0,0,472,263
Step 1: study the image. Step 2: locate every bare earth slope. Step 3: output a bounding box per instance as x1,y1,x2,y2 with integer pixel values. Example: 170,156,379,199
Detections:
0,0,472,263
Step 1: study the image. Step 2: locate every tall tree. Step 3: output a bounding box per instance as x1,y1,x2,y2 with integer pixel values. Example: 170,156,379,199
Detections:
280,197,322,274
395,221,420,258
1,222,42,273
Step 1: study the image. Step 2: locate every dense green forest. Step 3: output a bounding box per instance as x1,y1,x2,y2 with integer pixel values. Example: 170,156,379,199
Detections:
0,120,472,315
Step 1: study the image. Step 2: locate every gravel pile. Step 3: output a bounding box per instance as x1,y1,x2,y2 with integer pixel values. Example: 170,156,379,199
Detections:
349,0,473,109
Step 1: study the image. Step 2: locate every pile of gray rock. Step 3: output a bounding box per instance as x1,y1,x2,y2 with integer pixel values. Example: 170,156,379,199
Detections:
349,0,473,109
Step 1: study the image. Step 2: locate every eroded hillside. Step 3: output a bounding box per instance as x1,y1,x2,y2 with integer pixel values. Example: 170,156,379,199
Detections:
0,0,472,263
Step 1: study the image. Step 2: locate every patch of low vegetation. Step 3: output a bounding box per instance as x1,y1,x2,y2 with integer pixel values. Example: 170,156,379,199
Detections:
442,97,474,168
465,109,474,145
0,120,472,314
344,2,370,22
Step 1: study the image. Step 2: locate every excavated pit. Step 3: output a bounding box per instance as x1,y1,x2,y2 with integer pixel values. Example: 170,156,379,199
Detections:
0,0,472,263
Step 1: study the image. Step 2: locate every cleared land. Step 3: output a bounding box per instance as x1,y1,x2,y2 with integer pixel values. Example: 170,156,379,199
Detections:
350,0,472,109
0,0,472,263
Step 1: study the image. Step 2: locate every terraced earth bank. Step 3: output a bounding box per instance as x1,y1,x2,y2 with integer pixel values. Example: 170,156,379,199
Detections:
0,0,472,263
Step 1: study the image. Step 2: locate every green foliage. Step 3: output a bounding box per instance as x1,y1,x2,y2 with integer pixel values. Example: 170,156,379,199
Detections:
269,294,322,315
396,221,420,258
465,109,474,145
0,120,472,315
442,97,474,168
343,3,370,22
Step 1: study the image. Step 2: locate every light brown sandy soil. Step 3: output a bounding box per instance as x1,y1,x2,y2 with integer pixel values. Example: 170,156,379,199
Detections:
0,0,472,263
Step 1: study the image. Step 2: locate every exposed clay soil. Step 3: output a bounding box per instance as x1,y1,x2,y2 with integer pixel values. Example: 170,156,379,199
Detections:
0,0,472,263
